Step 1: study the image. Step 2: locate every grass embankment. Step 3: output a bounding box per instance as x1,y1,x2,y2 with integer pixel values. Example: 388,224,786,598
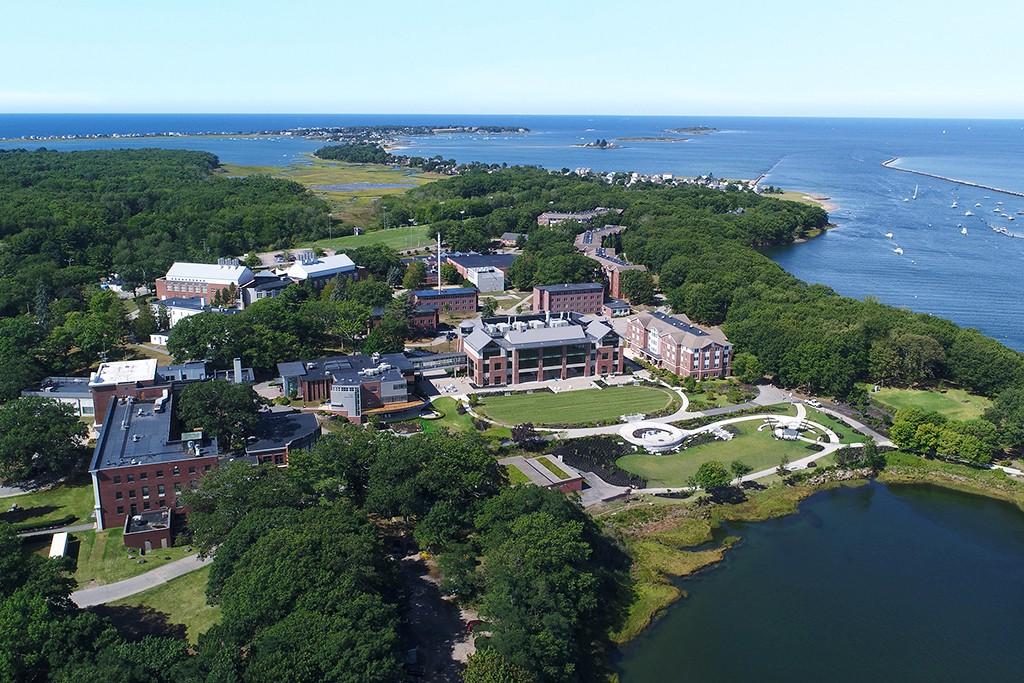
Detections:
868,386,991,420
421,397,511,440
110,565,220,644
879,451,1024,509
476,385,678,427
605,484,823,643
222,157,442,225
617,421,814,487
804,407,865,444
73,530,195,587
1,481,94,532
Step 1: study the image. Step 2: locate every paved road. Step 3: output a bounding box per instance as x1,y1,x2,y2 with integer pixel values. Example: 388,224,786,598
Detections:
18,522,95,538
0,486,28,499
72,554,211,607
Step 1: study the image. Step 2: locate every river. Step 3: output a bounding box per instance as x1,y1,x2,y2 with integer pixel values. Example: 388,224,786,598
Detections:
616,482,1024,682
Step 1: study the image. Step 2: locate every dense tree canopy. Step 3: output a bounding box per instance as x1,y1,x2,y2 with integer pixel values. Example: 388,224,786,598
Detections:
0,397,88,485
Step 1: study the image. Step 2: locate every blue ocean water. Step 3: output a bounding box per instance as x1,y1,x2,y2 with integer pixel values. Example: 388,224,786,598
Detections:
2,114,1022,350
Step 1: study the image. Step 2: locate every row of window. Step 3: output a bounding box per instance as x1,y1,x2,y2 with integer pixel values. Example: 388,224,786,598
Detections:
111,463,211,484
166,282,210,293
116,499,180,516
113,480,197,500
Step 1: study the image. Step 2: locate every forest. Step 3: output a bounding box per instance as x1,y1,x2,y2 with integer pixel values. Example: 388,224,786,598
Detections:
0,148,332,398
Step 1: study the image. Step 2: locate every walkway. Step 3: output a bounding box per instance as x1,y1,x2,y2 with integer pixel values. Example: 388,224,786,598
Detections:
18,522,95,538
71,554,211,607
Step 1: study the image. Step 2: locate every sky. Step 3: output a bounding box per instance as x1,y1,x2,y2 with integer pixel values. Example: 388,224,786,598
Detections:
3,0,1023,117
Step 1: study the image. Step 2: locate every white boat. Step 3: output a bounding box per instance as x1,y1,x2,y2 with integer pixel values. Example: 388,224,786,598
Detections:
976,203,983,208
961,226,968,236
894,247,904,255
964,211,974,216
951,200,958,209
912,184,919,200
993,208,1002,213
1009,216,1016,221
885,231,894,239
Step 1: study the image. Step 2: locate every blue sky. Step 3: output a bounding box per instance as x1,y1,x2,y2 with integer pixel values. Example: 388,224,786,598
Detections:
3,0,1022,117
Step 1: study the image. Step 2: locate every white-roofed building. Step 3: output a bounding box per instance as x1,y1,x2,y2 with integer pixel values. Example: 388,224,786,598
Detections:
155,259,254,306
284,253,357,287
457,312,624,386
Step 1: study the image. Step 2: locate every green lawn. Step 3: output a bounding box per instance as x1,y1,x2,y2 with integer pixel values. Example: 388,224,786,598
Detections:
421,397,511,439
1,481,94,531
617,421,816,487
477,385,678,427
309,223,432,252
804,408,866,444
110,565,220,644
869,386,991,420
73,529,195,587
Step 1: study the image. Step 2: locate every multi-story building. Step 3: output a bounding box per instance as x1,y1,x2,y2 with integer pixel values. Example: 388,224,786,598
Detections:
240,272,293,307
369,304,440,334
155,259,254,304
444,252,517,278
536,207,623,227
532,283,605,315
573,225,648,299
412,287,478,315
626,311,733,380
466,266,505,292
20,376,95,418
458,312,624,386
277,353,422,423
284,253,358,288
151,296,244,329
89,392,222,534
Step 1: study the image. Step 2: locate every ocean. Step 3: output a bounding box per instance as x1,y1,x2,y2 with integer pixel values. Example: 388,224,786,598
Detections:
2,114,1022,350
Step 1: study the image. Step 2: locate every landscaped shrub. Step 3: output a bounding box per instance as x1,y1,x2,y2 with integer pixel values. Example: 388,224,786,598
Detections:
551,436,646,487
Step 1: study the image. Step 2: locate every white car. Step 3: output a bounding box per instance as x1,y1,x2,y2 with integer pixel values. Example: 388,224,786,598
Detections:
806,399,823,408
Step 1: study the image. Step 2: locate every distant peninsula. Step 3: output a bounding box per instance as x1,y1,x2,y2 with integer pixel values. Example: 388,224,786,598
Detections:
1,124,529,145
618,136,689,143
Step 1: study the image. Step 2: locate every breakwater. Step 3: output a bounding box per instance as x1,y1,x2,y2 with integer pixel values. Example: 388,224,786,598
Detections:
882,157,1024,198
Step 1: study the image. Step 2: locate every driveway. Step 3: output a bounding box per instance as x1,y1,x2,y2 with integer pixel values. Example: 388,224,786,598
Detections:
72,554,211,607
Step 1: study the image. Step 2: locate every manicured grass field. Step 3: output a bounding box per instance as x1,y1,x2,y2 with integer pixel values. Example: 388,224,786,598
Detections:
1,481,94,531
310,223,433,252
73,529,195,587
110,565,220,644
617,421,815,487
804,408,865,444
420,397,511,439
870,386,991,420
476,385,678,426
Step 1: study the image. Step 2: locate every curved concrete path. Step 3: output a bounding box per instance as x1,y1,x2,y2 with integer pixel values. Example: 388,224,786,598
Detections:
72,554,211,607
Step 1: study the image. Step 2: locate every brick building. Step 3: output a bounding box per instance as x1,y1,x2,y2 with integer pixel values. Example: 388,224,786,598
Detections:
444,252,517,278
532,283,605,315
412,287,478,315
277,354,422,423
626,311,733,380
155,260,254,305
369,304,440,335
244,411,321,467
458,312,623,386
89,392,221,533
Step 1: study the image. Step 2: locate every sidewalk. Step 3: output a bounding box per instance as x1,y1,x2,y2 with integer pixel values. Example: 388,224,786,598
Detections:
72,554,211,607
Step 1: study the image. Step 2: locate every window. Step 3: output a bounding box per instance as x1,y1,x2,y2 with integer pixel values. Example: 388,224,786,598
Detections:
143,501,151,510
115,491,123,499
157,484,165,496
175,498,182,508
126,474,134,483
172,465,180,475
130,504,137,515
156,470,163,478
173,483,182,493
116,506,124,515
190,480,198,490
188,466,196,474
128,489,137,498
139,472,148,480
112,475,121,484
203,464,211,472
141,486,150,498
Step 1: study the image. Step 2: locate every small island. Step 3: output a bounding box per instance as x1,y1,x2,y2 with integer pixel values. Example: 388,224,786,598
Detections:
618,136,690,143
665,125,718,135
572,138,621,149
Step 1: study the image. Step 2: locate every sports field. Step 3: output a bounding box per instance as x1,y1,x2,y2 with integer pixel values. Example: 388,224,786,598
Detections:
476,385,678,426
